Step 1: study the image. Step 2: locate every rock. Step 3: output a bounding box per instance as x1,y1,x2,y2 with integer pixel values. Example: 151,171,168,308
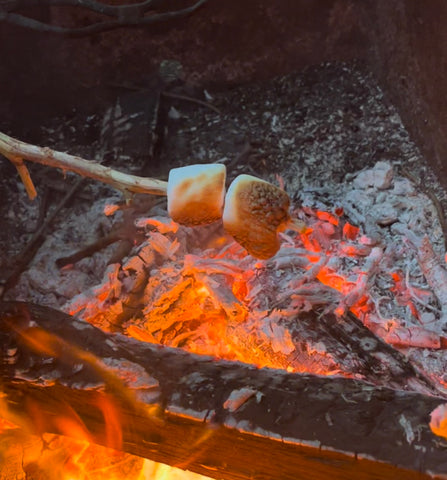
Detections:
353,161,394,190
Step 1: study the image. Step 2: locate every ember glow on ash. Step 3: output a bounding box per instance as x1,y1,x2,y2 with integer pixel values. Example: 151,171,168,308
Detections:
67,162,447,382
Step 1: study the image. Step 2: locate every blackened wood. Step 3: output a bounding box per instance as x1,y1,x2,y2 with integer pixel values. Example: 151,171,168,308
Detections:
226,307,440,395
1,301,447,480
100,89,161,169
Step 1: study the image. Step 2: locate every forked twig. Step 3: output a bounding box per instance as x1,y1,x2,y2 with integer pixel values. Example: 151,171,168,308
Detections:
0,131,168,199
0,0,208,36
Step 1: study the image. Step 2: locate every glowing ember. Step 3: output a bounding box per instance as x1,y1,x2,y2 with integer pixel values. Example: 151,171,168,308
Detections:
66,176,447,381
430,403,447,440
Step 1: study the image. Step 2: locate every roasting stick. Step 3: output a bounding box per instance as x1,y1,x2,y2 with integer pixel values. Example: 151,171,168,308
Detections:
0,131,168,198
0,131,304,259
0,131,229,227
0,131,228,223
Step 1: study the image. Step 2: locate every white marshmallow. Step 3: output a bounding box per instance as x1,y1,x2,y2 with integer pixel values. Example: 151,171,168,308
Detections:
167,163,226,226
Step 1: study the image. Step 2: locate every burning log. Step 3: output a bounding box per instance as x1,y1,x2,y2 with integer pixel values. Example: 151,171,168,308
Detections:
1,301,447,480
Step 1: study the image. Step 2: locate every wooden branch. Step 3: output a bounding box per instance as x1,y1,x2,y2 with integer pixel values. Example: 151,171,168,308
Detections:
0,0,208,36
1,0,159,17
0,131,168,198
0,177,85,297
1,301,446,480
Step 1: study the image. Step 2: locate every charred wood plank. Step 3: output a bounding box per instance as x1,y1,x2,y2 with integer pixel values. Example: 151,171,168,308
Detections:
1,301,447,480
226,307,440,395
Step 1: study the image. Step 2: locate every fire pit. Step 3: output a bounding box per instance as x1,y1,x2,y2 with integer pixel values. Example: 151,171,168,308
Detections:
2,8,447,477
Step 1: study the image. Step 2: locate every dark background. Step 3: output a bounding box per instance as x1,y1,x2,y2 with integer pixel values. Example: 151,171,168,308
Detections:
1,0,446,187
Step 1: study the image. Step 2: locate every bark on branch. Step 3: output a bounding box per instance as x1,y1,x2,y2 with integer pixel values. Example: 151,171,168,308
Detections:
1,301,447,480
0,131,168,199
0,0,208,36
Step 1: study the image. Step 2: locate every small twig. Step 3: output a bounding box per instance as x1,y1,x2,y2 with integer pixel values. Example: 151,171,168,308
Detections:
401,167,447,251
417,236,447,322
0,0,208,36
0,131,168,199
56,207,146,268
336,247,383,315
161,91,222,116
36,185,50,228
404,266,440,315
10,157,37,200
1,147,37,199
0,178,85,298
56,232,122,268
1,0,159,17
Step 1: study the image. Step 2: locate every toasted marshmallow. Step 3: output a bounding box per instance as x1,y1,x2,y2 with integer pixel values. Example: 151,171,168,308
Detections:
223,174,290,259
167,163,226,226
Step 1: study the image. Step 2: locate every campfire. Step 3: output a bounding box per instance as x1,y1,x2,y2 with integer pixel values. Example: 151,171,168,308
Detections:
64,159,447,386
3,157,447,478
2,63,447,479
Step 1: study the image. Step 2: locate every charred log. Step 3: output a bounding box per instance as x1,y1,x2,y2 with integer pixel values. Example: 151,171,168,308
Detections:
226,307,440,395
0,301,446,480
